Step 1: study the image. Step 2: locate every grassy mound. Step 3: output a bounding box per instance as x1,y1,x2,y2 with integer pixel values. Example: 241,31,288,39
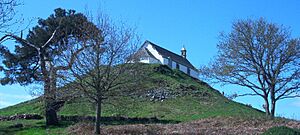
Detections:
0,64,263,122
2,64,299,135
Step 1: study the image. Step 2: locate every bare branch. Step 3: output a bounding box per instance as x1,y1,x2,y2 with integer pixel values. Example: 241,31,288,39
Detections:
200,18,300,117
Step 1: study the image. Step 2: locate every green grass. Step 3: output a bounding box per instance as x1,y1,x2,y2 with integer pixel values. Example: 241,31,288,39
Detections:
0,64,266,134
0,119,74,135
56,64,264,121
262,126,300,135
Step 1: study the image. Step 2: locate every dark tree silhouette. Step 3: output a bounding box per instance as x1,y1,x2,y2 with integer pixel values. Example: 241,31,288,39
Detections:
0,8,100,125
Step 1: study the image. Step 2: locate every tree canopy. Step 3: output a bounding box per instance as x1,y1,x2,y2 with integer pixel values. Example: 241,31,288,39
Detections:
0,8,99,85
200,18,300,118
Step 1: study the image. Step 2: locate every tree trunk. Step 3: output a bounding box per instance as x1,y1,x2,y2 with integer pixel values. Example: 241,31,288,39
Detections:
41,55,58,126
95,44,102,135
45,99,58,125
270,100,276,118
95,99,102,135
44,74,59,125
263,97,271,117
269,86,276,119
270,88,276,119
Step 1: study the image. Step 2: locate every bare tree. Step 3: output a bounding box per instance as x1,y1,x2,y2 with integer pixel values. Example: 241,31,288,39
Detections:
0,0,20,33
60,13,140,134
200,18,300,118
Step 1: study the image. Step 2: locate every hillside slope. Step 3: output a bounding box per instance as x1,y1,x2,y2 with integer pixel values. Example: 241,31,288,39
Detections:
0,64,264,122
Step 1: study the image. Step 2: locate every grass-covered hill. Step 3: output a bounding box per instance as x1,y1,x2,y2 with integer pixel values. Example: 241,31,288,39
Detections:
5,64,299,134
0,64,264,121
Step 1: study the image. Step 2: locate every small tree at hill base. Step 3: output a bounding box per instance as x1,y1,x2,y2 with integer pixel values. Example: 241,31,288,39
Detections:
60,13,141,134
200,18,300,118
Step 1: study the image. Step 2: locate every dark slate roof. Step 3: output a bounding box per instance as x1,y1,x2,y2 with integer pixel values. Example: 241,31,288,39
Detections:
143,40,198,70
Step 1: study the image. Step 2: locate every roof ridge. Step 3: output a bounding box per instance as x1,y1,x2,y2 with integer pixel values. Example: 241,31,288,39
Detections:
146,40,181,58
145,40,197,70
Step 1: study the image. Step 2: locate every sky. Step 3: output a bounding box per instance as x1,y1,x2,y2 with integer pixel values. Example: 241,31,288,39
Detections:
0,0,300,120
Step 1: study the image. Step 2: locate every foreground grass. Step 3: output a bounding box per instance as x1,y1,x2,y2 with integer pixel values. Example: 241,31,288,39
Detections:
2,116,298,135
262,126,300,135
0,119,73,135
0,116,177,135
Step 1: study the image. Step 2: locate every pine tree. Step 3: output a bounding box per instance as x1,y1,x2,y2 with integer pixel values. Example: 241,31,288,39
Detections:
0,8,100,125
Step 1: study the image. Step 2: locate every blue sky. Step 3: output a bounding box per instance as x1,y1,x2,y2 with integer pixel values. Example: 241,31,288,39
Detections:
1,0,300,120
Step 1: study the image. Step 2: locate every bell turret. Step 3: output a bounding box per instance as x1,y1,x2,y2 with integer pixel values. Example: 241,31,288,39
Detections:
181,46,186,58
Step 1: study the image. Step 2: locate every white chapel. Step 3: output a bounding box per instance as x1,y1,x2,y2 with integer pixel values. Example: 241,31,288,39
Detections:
135,40,199,79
